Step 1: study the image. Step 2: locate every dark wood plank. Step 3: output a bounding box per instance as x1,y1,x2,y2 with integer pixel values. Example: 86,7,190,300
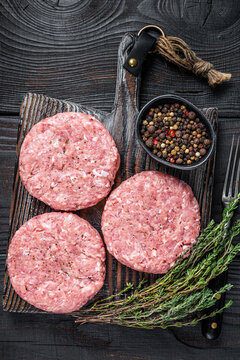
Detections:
2,317,240,360
0,0,240,116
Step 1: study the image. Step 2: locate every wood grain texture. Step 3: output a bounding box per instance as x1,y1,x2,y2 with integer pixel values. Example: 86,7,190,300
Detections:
3,33,218,316
0,0,240,116
1,0,240,358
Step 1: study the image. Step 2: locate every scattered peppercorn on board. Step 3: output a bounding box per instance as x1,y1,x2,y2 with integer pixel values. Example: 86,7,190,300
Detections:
3,33,218,313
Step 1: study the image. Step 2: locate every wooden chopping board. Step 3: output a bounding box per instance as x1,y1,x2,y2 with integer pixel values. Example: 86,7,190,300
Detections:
3,33,218,314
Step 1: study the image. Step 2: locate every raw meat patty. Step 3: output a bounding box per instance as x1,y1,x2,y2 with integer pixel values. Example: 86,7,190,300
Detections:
7,212,106,313
19,112,120,211
102,171,200,274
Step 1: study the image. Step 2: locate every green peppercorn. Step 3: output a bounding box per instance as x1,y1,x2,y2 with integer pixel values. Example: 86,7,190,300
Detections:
162,150,167,158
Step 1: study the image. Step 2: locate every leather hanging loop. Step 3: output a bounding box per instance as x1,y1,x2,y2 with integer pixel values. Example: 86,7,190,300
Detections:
123,32,156,77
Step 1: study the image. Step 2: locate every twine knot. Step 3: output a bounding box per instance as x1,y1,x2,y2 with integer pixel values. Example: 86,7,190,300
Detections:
192,61,213,77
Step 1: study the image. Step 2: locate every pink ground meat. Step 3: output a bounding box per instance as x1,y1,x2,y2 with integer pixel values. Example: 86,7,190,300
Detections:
102,171,200,274
7,212,106,313
19,112,120,211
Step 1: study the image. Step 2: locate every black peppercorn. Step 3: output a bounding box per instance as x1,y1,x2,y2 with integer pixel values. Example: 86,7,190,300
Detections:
200,148,207,156
148,126,155,134
159,133,166,139
145,138,153,147
188,111,196,120
176,158,183,164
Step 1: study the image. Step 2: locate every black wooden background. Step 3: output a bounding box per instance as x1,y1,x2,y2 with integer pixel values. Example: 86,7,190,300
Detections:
0,0,240,359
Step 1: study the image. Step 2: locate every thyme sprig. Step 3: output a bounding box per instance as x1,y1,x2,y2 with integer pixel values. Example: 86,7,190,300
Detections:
75,195,240,329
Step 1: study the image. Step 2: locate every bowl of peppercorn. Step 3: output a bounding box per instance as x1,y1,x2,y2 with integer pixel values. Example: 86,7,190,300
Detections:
136,94,215,170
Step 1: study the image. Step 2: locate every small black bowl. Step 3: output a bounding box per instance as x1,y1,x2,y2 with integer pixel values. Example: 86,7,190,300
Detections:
136,94,215,170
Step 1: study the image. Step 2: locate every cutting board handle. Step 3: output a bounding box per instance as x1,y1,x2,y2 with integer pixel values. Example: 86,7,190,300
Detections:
112,33,140,117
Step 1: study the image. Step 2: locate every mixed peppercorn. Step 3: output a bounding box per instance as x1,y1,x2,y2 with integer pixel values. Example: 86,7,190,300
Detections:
140,102,212,165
